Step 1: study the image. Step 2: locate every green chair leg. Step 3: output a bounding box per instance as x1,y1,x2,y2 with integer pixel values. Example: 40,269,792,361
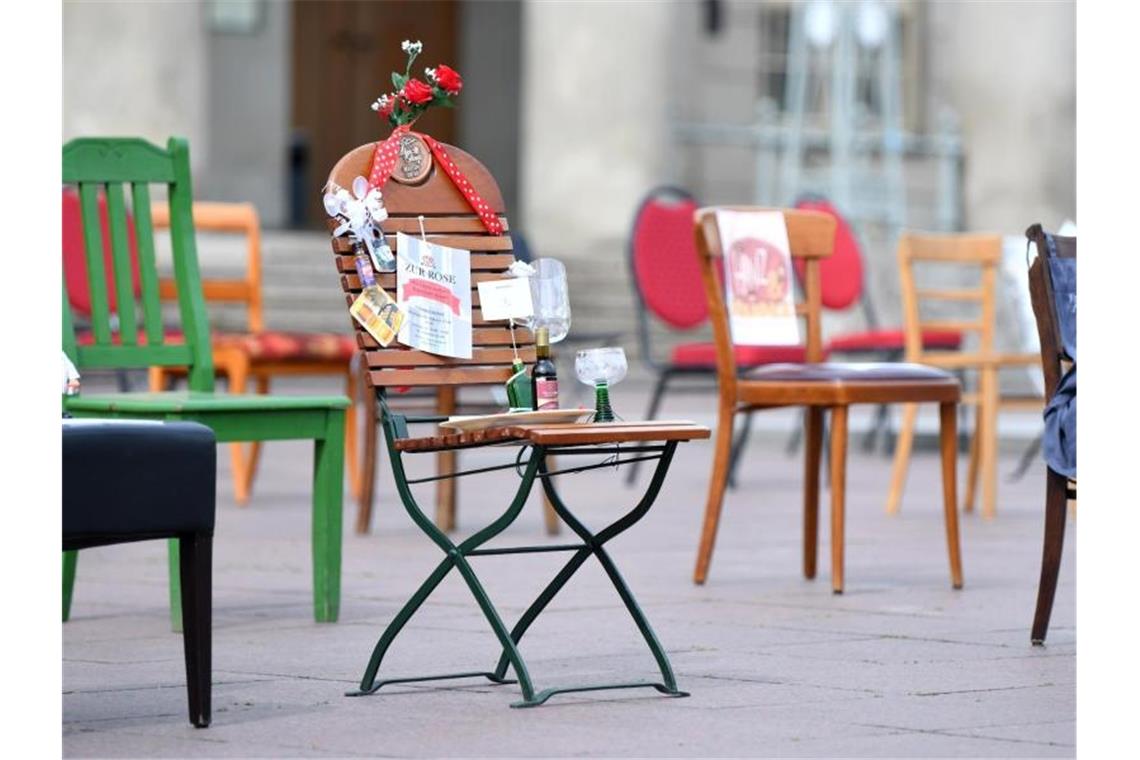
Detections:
168,537,183,632
312,411,345,623
63,550,79,622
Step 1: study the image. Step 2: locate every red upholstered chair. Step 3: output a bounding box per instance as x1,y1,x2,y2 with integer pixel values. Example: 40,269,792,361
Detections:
793,196,964,451
626,187,818,484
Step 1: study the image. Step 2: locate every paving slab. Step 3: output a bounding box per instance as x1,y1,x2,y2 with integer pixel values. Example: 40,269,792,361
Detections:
64,378,1075,757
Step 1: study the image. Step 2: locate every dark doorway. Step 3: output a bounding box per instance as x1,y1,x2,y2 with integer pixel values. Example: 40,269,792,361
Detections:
290,0,459,227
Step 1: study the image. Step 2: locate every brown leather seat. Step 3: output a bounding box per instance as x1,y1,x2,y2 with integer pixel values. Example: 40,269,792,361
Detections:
739,362,960,406
745,361,954,383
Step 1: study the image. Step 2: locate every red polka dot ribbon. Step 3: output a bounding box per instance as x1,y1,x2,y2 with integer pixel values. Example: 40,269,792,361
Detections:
367,126,504,235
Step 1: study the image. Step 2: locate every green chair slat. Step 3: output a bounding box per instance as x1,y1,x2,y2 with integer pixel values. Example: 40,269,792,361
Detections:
62,138,177,184
76,344,194,369
104,183,139,346
65,391,350,414
131,182,165,346
77,182,112,345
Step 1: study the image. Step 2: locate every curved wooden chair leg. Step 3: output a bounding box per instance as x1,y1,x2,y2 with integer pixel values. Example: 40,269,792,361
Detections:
803,407,823,579
885,402,918,515
939,402,964,589
237,374,271,503
828,406,849,594
222,356,253,506
435,386,458,532
1031,468,1069,645
964,401,983,513
694,401,735,584
344,367,361,501
979,367,1000,519
541,453,561,536
356,370,379,535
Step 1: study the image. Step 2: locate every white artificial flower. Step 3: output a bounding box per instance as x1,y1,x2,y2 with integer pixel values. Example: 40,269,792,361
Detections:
401,40,412,52
401,39,422,55
424,67,437,82
507,260,536,278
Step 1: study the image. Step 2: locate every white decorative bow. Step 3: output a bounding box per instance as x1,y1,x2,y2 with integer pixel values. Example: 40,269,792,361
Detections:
323,176,393,268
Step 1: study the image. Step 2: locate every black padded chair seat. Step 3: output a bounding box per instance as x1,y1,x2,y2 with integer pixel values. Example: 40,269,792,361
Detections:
63,420,216,548
744,361,955,384
62,418,215,728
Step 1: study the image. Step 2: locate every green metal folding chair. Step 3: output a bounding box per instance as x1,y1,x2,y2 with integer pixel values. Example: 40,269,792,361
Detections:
62,137,349,626
327,140,709,707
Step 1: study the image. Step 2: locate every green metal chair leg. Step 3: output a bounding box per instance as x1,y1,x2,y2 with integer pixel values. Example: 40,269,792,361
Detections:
350,434,542,698
312,411,345,623
62,550,79,622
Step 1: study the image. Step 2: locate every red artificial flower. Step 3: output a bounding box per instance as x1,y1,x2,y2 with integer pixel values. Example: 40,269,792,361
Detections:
402,78,434,105
434,64,463,95
378,94,396,118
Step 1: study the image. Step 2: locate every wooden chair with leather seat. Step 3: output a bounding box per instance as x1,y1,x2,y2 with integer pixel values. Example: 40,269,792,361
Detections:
886,233,1043,519
1025,223,1076,645
692,207,964,594
148,202,365,507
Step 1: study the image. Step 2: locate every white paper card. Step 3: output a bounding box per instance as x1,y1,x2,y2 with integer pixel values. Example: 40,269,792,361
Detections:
396,232,473,358
715,209,800,346
477,278,534,321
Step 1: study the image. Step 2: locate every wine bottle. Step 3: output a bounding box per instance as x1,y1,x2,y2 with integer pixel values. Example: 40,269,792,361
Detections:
531,327,559,410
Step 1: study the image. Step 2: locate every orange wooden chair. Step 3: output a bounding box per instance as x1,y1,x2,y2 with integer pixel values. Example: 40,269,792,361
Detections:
149,202,364,505
692,207,964,593
886,233,1043,519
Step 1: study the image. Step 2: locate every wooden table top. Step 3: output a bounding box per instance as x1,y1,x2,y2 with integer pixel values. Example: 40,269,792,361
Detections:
393,420,711,453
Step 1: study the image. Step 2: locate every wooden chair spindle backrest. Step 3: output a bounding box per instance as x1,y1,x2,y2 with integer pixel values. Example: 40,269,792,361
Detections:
326,141,534,391
896,233,1003,363
693,207,837,395
152,201,265,333
62,137,215,391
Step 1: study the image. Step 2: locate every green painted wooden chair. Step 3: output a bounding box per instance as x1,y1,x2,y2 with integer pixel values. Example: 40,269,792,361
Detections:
62,137,349,626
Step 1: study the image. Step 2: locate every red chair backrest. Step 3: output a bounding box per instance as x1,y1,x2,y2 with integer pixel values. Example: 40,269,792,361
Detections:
630,188,706,329
792,197,863,311
63,188,141,317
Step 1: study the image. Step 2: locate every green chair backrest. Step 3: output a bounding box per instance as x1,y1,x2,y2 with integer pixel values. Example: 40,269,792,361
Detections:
62,137,215,391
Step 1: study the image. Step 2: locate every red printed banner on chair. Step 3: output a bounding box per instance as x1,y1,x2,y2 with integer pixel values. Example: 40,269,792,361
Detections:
715,210,800,345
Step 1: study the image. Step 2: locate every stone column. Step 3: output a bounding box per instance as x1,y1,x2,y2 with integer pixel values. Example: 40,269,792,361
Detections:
63,1,209,173
519,0,672,342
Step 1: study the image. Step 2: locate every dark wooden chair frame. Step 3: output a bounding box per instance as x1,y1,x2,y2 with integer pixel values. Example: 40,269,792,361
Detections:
1025,224,1076,645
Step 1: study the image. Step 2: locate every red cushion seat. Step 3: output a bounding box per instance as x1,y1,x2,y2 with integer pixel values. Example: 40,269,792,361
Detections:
76,328,357,363
212,331,358,362
671,341,825,369
826,328,962,354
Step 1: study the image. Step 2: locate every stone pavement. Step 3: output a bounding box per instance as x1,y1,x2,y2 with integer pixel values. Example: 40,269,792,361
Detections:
63,379,1074,758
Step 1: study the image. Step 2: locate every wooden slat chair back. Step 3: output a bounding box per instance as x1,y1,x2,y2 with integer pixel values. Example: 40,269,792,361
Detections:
325,142,537,533
1025,224,1076,645
62,137,215,392
693,207,834,390
691,207,963,594
326,142,535,390
889,232,1044,519
152,201,265,333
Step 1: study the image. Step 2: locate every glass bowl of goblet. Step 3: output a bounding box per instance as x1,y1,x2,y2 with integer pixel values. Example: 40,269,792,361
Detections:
574,347,628,422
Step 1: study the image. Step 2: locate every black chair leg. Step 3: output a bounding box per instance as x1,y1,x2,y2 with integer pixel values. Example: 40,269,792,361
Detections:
625,371,671,485
179,533,212,728
1031,469,1068,645
726,410,754,488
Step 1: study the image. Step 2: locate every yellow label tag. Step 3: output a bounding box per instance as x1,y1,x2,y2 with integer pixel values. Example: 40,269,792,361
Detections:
350,286,405,347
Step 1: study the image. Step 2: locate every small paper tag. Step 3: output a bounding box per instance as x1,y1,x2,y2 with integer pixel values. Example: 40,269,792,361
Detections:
350,286,405,346
477,277,534,321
